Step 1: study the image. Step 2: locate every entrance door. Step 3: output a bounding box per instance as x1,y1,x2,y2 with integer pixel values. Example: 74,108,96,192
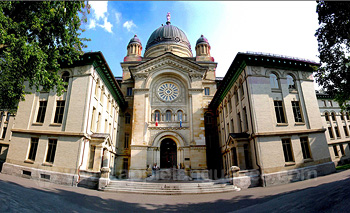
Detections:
160,139,177,168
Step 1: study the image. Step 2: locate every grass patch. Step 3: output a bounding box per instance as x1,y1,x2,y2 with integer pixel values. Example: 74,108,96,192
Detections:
336,164,350,170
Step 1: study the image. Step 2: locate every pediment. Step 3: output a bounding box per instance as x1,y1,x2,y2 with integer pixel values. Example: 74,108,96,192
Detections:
129,52,207,78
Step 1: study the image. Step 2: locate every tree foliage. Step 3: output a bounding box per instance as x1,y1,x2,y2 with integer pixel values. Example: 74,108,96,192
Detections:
0,1,90,112
315,1,350,111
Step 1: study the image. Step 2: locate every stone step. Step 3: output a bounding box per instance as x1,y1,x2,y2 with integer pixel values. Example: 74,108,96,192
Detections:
105,185,228,191
103,187,236,195
107,182,225,187
102,180,236,194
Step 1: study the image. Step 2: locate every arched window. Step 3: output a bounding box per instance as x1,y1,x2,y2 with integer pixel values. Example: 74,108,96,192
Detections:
239,80,244,98
61,71,70,89
346,112,350,120
125,113,131,124
331,112,336,121
177,110,183,121
287,74,296,89
95,79,100,97
325,112,330,122
234,86,239,104
270,73,279,89
165,110,172,122
154,110,160,121
100,85,104,102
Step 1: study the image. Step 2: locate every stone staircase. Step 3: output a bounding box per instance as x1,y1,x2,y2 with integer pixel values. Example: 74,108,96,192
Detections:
101,180,238,195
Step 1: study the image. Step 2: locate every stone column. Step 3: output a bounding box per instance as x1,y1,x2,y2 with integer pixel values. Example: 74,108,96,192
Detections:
99,148,111,190
237,145,247,170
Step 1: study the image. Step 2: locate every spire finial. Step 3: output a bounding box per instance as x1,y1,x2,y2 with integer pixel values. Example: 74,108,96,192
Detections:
166,12,171,25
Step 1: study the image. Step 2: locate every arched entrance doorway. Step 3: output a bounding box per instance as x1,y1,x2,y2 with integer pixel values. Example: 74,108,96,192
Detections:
160,138,177,168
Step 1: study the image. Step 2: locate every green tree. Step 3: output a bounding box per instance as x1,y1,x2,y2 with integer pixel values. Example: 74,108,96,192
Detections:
0,1,90,112
315,1,350,111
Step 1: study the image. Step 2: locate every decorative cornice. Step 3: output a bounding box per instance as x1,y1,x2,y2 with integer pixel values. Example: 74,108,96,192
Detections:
12,129,86,137
188,88,204,92
148,127,189,130
130,145,148,150
252,128,326,137
191,146,206,150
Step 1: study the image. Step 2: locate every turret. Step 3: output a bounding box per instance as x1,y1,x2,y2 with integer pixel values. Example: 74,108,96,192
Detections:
195,35,214,62
124,35,142,62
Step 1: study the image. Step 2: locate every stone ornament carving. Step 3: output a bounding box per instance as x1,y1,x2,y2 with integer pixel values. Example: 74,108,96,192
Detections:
157,82,179,102
134,73,148,79
301,72,310,80
76,67,87,75
189,73,203,80
130,146,148,150
251,67,261,75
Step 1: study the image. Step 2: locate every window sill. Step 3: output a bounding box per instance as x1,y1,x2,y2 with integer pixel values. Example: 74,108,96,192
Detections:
295,122,305,126
24,160,34,164
271,89,282,93
277,123,288,126
32,122,43,126
285,162,296,166
49,123,62,127
289,89,298,93
42,162,53,167
303,158,313,163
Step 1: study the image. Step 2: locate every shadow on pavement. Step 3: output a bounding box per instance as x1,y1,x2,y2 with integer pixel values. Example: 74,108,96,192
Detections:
0,173,349,212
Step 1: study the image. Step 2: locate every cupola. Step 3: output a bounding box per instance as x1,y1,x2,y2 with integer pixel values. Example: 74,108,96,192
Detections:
124,35,142,62
195,35,213,62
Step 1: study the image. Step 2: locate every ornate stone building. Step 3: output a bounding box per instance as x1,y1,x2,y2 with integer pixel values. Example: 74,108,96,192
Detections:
209,52,336,187
116,15,217,179
0,14,342,189
1,52,125,188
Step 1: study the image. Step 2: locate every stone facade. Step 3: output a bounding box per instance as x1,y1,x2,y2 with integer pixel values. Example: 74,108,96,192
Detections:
1,52,125,189
115,21,217,179
209,52,336,187
317,93,350,166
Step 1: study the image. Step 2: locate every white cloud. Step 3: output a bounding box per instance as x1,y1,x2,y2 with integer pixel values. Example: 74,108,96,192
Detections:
123,20,136,32
115,12,122,24
88,19,96,29
98,17,113,33
89,1,108,20
87,1,113,33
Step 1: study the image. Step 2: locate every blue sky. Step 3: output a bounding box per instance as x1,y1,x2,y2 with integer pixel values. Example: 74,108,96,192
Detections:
82,1,320,78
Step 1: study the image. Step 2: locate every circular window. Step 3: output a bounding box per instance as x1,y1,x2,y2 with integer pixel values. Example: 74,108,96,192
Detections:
157,83,179,102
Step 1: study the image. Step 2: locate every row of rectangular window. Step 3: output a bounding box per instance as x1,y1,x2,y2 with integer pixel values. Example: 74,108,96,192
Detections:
274,100,303,124
28,138,57,164
282,137,311,163
328,125,350,139
332,143,350,157
35,100,65,124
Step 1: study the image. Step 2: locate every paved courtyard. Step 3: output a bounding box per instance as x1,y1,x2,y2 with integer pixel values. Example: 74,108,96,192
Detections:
0,170,349,212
